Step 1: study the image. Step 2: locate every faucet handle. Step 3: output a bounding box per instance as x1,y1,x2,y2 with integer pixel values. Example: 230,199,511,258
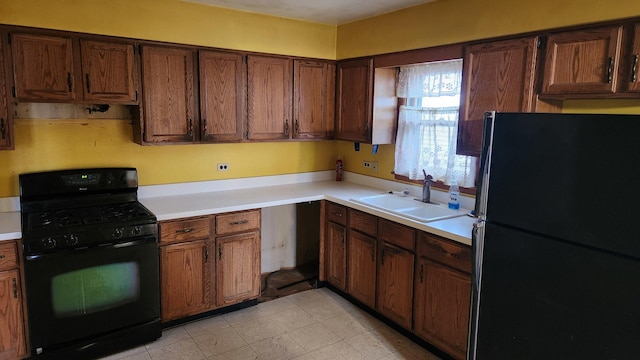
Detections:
422,169,433,183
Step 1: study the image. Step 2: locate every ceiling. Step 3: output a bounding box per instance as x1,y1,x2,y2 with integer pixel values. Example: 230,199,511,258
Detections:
182,0,435,25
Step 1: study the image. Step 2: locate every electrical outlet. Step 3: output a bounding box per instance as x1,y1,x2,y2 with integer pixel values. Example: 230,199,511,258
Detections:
363,161,371,169
217,163,229,171
372,161,378,173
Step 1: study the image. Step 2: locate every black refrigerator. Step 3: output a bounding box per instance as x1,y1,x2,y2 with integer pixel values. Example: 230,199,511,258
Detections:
468,112,640,360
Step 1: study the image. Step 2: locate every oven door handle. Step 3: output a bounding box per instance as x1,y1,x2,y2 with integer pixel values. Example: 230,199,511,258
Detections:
25,236,157,261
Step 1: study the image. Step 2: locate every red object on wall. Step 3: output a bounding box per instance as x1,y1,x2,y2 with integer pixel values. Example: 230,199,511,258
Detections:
336,158,343,181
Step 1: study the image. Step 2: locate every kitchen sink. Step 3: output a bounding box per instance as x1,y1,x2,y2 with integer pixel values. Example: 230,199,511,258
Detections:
351,193,464,222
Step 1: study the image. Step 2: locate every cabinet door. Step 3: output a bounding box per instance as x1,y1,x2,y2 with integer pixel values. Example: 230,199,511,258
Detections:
624,23,640,93
141,45,197,143
456,37,538,157
347,230,376,308
80,40,136,103
11,33,76,101
200,50,246,142
160,240,213,321
0,270,27,359
541,25,623,95
335,58,373,143
414,258,471,360
377,242,414,330
326,221,347,290
293,60,334,140
247,55,292,140
216,231,261,307
0,35,13,150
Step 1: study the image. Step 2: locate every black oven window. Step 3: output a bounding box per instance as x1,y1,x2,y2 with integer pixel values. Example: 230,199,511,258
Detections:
51,262,141,318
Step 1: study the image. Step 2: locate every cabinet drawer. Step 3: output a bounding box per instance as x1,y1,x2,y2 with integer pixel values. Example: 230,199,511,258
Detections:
349,209,377,237
326,202,347,225
160,217,211,245
216,210,260,235
0,241,18,271
379,219,416,251
419,233,471,274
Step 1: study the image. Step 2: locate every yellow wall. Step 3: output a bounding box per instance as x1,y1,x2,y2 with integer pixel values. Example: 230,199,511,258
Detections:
2,0,640,197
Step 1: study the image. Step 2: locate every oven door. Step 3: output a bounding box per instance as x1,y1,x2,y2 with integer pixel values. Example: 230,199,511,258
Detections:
23,236,160,354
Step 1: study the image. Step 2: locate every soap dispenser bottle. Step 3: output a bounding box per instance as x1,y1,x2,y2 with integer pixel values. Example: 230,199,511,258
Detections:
448,179,460,210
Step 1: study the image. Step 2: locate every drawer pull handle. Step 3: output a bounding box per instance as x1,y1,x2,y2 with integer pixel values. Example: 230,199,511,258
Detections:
12,278,18,299
204,246,209,262
631,54,638,83
332,213,343,217
606,57,614,84
230,219,249,225
0,254,5,259
176,227,195,234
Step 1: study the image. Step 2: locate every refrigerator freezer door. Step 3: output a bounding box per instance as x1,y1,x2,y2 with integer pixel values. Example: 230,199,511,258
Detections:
474,223,640,360
485,112,640,259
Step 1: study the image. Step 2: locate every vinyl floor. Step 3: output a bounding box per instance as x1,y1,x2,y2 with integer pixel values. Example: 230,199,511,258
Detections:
98,287,442,360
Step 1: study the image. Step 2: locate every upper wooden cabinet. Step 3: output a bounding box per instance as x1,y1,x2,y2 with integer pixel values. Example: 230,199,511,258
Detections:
139,44,197,144
80,39,136,103
541,25,624,96
293,60,335,140
335,58,373,143
456,37,540,157
626,23,640,93
0,33,14,150
11,33,75,101
199,50,246,142
247,55,292,141
10,32,137,104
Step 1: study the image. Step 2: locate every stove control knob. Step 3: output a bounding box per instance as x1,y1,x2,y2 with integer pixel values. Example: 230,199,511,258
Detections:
112,228,124,239
66,234,79,246
132,226,142,236
42,237,56,249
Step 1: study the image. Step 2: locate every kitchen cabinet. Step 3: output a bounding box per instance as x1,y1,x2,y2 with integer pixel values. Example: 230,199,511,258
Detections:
0,34,13,150
335,58,373,143
159,217,214,321
139,44,197,144
199,50,246,142
293,60,335,140
541,25,623,96
0,241,27,360
247,55,292,141
414,233,471,360
346,209,377,308
541,23,640,97
159,210,261,322
215,210,261,307
325,202,347,290
10,32,137,103
456,37,541,157
376,220,415,330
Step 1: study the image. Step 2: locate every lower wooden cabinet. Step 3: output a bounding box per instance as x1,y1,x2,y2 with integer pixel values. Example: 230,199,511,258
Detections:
414,234,472,360
347,230,377,308
325,221,347,290
159,209,261,322
0,241,27,360
377,242,415,330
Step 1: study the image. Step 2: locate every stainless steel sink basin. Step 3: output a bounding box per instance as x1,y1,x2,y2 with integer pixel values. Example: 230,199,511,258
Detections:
351,193,464,222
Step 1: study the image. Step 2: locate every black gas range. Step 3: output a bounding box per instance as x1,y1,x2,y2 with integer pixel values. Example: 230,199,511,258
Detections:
19,168,161,359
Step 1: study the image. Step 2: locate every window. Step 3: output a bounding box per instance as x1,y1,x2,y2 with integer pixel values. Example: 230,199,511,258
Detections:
394,60,476,188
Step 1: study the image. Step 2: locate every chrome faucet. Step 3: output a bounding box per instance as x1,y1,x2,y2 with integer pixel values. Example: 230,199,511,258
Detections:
421,170,437,204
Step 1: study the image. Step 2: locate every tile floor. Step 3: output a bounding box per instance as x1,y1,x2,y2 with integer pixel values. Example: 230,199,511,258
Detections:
99,288,442,360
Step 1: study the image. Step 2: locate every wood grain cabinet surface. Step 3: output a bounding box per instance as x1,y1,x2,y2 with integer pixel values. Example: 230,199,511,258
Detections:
456,37,539,157
414,233,471,360
377,241,415,330
325,203,347,290
140,44,197,144
335,58,373,143
347,229,377,308
0,33,13,150
158,210,261,322
10,32,137,104
293,60,335,140
0,241,27,360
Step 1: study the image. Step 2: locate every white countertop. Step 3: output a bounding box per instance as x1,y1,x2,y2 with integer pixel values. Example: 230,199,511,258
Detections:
0,212,21,241
0,174,475,245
